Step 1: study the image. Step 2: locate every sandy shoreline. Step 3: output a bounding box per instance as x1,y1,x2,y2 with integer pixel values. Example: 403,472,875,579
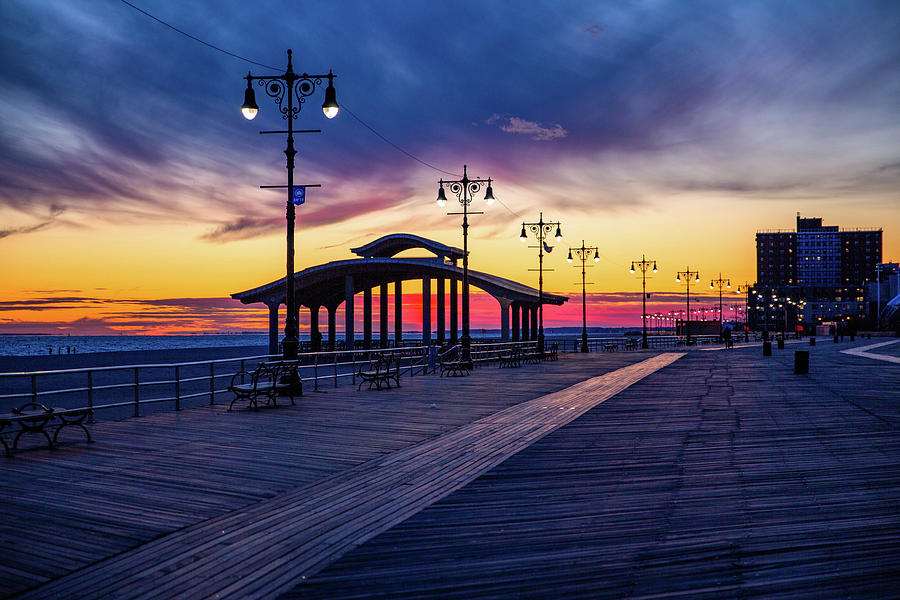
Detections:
0,345,271,374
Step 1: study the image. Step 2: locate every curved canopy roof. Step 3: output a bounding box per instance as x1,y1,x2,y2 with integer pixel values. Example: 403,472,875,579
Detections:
232,254,567,309
350,233,465,261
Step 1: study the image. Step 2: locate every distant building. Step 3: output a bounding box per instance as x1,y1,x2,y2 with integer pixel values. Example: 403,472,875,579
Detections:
750,214,882,332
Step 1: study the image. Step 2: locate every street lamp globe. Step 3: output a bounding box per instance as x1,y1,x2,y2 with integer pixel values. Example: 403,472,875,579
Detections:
519,225,527,242
567,250,573,263
594,255,600,263
241,78,258,120
554,225,562,242
321,75,339,119
484,182,495,206
436,185,447,207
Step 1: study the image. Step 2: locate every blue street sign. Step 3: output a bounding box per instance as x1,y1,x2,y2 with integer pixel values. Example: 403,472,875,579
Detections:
292,187,306,205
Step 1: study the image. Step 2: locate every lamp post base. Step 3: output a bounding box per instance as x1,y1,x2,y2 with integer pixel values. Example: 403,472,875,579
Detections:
580,331,589,353
282,336,299,361
537,331,545,354
460,333,473,367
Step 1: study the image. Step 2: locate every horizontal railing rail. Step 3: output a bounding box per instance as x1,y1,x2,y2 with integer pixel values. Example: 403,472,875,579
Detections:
0,348,434,420
0,339,568,422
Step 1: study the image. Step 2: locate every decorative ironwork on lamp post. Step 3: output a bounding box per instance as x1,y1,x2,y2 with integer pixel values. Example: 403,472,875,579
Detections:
675,267,700,345
709,273,731,340
630,255,658,349
567,241,599,353
436,164,495,364
520,213,562,353
240,49,339,360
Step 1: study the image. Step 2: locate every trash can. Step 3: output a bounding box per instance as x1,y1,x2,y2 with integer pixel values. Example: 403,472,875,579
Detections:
777,337,785,350
794,350,809,374
763,341,772,356
810,337,816,346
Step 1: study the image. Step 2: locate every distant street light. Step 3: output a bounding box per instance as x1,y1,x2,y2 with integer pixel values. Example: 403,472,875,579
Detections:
240,49,338,359
675,267,700,345
630,255,658,349
435,165,495,365
520,213,562,353
567,241,599,353
737,283,752,341
709,273,731,340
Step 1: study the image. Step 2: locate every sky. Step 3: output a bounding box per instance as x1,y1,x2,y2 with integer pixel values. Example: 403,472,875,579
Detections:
1,0,898,335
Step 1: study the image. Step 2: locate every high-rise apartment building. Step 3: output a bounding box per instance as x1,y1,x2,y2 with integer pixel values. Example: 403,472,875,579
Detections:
750,214,882,331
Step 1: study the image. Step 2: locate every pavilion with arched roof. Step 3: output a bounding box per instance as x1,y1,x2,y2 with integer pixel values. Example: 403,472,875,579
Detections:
232,233,568,352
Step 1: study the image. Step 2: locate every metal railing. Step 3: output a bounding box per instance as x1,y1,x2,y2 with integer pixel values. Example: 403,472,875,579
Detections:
0,347,429,420
0,341,543,421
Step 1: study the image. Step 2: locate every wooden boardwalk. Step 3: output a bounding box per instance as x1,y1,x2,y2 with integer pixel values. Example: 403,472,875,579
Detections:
285,341,900,599
0,351,653,598
3,340,899,599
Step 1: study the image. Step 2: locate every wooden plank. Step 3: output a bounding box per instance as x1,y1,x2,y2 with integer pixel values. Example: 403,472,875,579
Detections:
11,354,681,599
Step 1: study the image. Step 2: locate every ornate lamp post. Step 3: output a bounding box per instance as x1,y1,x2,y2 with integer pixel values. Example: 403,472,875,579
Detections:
630,255,658,349
436,165,494,364
567,241,599,353
675,267,700,345
737,283,752,341
240,49,338,360
520,213,562,353
709,273,731,340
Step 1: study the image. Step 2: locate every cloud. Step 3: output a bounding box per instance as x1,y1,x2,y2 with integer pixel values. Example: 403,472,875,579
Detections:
486,114,568,141
0,205,65,239
199,218,280,243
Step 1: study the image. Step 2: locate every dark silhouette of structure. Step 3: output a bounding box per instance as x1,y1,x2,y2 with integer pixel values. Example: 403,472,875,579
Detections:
232,234,567,353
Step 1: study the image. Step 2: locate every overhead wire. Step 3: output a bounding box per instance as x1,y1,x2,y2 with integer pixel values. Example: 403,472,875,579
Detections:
116,0,479,183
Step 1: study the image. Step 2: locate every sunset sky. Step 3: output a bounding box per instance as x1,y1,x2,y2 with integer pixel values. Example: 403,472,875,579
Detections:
1,0,898,335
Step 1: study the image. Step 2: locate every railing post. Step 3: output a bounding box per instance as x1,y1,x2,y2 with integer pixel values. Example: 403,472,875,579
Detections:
314,353,319,391
333,353,338,388
31,373,37,404
175,365,181,411
87,371,95,423
133,367,140,417
209,362,215,405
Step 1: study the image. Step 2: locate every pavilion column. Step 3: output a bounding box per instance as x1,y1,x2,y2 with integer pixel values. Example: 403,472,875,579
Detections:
394,280,403,346
436,278,446,345
379,282,389,349
498,299,510,342
309,305,321,352
344,274,355,350
512,303,521,342
522,305,530,341
265,301,280,355
531,305,539,341
450,278,459,344
363,286,372,349
422,276,432,346
327,305,337,351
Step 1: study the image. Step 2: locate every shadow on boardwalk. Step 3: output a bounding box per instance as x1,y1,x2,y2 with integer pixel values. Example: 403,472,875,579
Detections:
1,350,650,598
4,340,899,599
287,341,900,600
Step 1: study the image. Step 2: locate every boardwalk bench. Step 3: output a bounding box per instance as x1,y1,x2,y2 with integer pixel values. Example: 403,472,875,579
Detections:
543,343,559,361
357,354,401,390
1,402,93,457
625,339,638,351
499,348,522,368
228,362,301,411
603,343,617,352
439,352,471,377
264,361,302,405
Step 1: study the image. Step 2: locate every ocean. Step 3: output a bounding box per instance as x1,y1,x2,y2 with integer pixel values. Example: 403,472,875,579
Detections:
0,334,271,357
